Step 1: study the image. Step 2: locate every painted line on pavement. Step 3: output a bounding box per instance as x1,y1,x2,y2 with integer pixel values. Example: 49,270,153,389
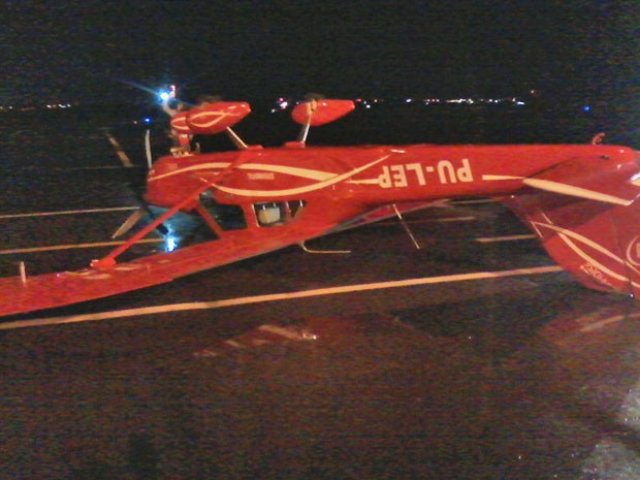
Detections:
62,165,140,171
0,238,163,255
0,265,564,331
412,215,476,224
373,216,477,227
476,234,537,243
12,165,135,172
578,312,640,333
450,199,496,205
0,206,138,220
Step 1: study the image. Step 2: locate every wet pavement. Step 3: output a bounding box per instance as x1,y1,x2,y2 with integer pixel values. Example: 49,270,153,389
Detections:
2,118,640,479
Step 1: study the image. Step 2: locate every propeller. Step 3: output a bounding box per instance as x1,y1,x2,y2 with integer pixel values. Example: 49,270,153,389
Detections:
111,202,169,239
111,130,169,239
111,208,147,239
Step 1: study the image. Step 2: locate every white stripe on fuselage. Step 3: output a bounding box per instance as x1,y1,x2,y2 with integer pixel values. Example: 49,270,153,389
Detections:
148,162,339,182
482,175,524,181
210,154,392,198
524,178,633,206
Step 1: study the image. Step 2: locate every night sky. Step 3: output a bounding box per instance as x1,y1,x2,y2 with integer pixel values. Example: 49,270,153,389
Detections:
3,0,639,105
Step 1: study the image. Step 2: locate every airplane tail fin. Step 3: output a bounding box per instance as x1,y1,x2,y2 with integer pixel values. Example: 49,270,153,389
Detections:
502,191,640,297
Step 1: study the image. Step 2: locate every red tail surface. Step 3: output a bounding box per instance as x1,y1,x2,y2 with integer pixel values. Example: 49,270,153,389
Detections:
504,191,640,297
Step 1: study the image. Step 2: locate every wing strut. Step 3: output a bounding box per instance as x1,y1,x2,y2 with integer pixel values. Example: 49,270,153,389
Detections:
393,204,422,249
91,182,211,269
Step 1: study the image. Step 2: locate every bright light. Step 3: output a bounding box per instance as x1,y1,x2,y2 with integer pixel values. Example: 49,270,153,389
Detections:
159,91,171,101
164,235,178,252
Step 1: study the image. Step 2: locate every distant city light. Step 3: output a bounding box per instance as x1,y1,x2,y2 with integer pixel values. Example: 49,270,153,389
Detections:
270,98,290,113
45,103,72,109
0,93,538,116
583,105,592,112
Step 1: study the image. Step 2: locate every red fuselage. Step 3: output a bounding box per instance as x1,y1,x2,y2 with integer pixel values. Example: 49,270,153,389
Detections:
146,144,637,214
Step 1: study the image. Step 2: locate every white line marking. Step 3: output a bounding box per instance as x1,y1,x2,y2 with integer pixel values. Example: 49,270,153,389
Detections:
577,311,640,333
258,324,303,340
16,165,135,172
374,216,477,227
66,165,134,171
450,199,496,205
579,314,627,333
0,238,163,255
414,216,477,224
0,265,563,331
475,234,537,243
0,206,138,220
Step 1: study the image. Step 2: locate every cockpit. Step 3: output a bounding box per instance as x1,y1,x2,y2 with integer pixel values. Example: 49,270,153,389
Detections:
197,189,307,235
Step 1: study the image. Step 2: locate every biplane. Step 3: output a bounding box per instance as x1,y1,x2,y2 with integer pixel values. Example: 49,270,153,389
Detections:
1,98,639,317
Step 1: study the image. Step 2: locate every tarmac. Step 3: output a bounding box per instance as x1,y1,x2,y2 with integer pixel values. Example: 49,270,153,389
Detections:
2,120,640,479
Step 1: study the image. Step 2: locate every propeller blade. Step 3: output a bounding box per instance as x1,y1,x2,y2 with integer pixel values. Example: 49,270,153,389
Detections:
111,208,147,239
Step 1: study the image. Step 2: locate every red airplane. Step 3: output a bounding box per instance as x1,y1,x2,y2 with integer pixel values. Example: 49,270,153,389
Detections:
1,98,639,318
